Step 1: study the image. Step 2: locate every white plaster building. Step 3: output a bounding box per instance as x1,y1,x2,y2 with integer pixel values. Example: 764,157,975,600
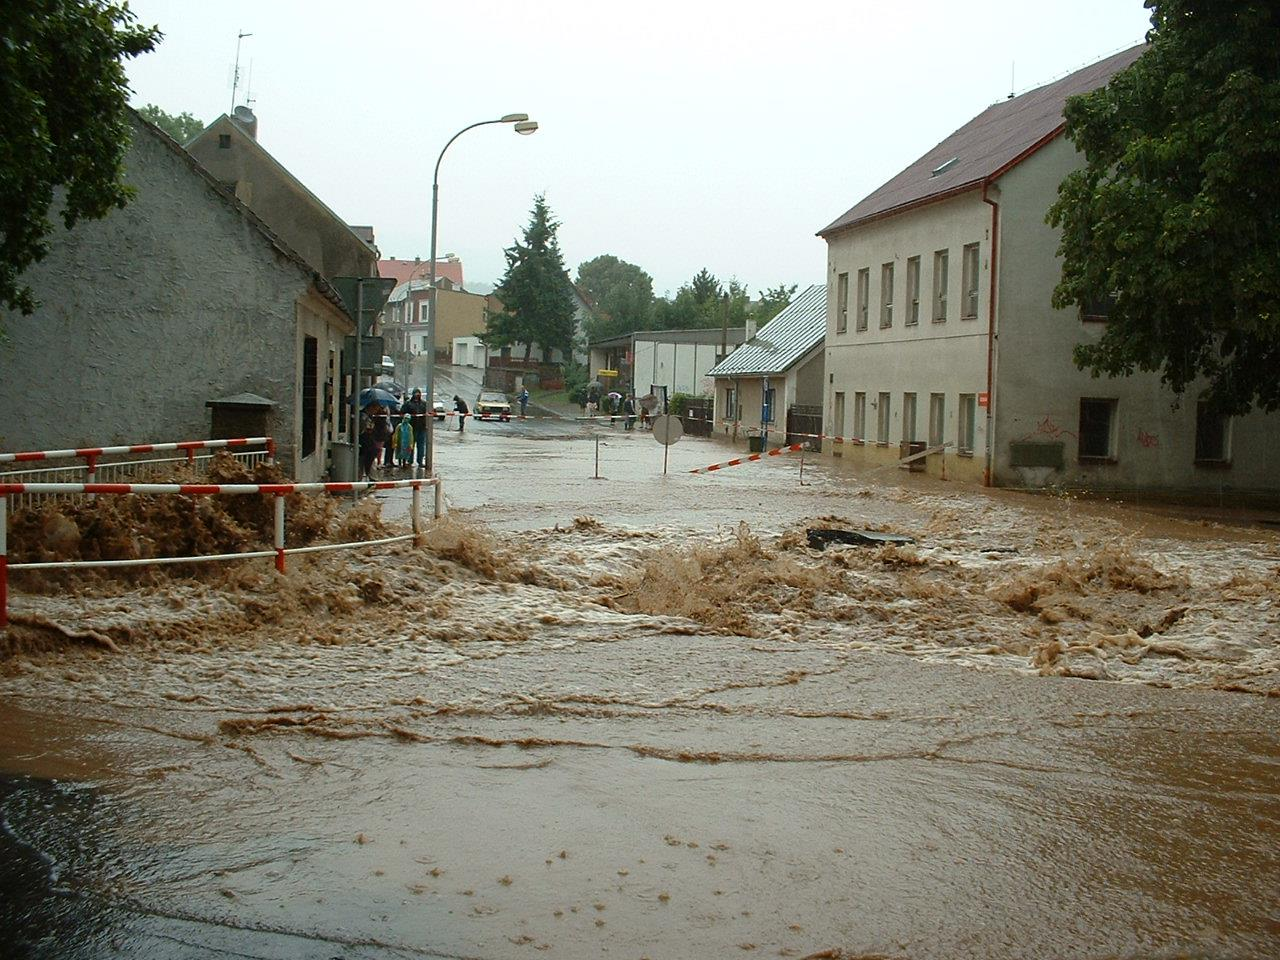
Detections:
818,45,1280,498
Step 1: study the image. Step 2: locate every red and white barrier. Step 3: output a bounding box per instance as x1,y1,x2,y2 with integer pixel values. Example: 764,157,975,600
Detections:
689,443,805,474
0,436,275,467
0,477,443,629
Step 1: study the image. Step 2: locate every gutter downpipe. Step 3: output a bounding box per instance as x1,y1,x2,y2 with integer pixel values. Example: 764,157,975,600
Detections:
981,181,999,487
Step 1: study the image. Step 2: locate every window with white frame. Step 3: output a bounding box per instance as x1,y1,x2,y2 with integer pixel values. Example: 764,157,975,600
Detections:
906,256,921,326
836,272,849,333
932,249,948,322
958,394,976,454
962,242,979,319
856,269,869,332
880,262,894,328
833,391,845,442
902,392,917,443
876,392,891,444
928,393,945,447
853,392,866,441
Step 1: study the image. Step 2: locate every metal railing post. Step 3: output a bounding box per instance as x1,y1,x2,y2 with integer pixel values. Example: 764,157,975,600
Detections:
273,494,286,573
412,483,422,540
433,479,444,519
0,496,8,629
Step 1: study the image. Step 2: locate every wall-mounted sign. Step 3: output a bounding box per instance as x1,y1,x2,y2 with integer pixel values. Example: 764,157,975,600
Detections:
978,392,990,408
596,369,619,377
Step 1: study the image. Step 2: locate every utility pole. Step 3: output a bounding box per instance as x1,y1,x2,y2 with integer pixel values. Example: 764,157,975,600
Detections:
720,291,729,362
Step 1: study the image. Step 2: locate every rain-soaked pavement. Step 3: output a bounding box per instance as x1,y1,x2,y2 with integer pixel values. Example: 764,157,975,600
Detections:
2,394,1278,958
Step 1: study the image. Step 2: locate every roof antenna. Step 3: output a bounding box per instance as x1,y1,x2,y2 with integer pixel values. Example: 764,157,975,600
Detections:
245,58,256,108
1008,61,1015,99
230,29,253,112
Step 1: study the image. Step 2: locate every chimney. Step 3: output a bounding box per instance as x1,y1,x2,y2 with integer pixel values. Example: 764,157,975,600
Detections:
745,318,757,341
232,105,258,139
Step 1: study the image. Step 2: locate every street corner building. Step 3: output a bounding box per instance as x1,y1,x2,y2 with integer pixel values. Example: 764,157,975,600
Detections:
0,108,376,482
817,44,1280,500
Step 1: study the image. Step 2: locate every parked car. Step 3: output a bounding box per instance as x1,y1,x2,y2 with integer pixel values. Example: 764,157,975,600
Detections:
474,391,512,422
433,397,447,421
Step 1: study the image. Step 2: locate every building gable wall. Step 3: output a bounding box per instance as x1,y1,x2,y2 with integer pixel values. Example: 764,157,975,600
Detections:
0,120,311,466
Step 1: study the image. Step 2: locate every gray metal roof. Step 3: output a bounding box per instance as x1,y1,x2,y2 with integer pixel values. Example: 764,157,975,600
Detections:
709,284,827,378
818,45,1145,237
590,326,748,350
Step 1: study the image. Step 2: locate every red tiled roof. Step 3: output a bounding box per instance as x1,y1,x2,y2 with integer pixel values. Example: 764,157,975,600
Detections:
818,45,1146,237
379,258,464,288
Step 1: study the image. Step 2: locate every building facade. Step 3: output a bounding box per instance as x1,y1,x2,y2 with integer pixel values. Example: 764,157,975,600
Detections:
589,328,747,401
818,46,1280,498
0,113,353,481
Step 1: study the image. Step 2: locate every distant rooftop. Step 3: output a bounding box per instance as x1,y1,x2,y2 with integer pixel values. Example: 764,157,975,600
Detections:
379,257,464,288
818,44,1146,237
710,284,827,378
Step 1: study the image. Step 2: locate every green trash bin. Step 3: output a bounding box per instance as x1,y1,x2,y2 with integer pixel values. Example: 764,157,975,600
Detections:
748,435,764,453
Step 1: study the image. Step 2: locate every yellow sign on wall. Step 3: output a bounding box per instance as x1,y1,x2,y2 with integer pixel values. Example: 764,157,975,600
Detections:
596,369,619,377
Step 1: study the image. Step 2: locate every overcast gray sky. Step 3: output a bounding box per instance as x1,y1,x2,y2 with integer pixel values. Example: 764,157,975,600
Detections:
125,0,1152,297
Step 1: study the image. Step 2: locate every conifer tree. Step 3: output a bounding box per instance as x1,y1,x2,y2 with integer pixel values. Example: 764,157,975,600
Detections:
487,195,577,361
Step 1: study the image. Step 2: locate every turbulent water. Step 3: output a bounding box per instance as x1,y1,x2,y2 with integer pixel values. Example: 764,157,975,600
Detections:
2,428,1278,958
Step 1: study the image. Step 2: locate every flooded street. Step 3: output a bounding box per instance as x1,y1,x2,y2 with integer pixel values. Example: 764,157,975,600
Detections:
2,416,1278,958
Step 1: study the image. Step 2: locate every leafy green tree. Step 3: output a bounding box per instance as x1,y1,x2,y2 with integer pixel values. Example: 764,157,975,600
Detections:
576,254,654,342
136,103,205,144
1,0,160,316
1048,0,1280,414
486,195,577,361
754,283,798,325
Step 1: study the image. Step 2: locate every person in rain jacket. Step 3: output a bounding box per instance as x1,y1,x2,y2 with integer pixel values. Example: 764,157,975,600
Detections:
623,395,637,431
518,387,530,419
394,414,415,467
453,395,469,432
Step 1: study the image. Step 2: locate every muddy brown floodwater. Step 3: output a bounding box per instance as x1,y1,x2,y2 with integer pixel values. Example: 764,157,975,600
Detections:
2,428,1278,958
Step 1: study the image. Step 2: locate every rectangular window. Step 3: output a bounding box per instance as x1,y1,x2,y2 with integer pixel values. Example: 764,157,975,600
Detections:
932,249,949,322
1082,293,1116,322
928,393,945,447
856,268,869,332
958,394,976,454
419,302,429,323
902,392,917,443
763,387,776,424
725,386,737,422
833,391,846,441
1194,402,1230,463
880,262,894,328
302,336,319,458
1078,398,1117,460
836,272,849,333
853,392,866,441
962,242,979,319
906,256,921,326
876,392,891,444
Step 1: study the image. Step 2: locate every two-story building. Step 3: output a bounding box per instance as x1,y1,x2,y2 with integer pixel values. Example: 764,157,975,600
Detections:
818,45,1279,498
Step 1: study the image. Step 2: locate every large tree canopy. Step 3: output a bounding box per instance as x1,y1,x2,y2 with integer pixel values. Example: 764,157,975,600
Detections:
136,103,204,144
0,0,160,316
487,195,577,361
1048,0,1280,414
576,254,654,342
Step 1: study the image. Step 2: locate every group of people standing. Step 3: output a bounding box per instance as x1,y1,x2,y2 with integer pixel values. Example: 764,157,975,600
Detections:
358,388,430,480
584,386,648,431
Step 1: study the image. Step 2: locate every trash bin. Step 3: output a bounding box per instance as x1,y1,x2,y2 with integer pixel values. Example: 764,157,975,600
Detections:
330,441,356,482
748,435,765,453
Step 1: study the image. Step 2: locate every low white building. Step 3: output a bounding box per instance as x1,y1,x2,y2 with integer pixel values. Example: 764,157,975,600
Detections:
817,45,1280,498
709,284,827,448
588,327,747,401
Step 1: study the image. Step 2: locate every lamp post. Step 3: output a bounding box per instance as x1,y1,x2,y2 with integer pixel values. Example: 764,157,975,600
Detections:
423,113,538,473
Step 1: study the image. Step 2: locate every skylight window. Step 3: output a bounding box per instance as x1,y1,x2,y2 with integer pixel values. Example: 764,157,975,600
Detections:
930,157,959,177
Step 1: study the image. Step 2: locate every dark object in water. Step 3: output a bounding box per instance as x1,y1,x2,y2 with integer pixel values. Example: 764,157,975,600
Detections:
807,528,915,550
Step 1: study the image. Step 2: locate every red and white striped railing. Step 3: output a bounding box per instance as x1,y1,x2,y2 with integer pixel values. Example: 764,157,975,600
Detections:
0,476,442,629
0,436,275,471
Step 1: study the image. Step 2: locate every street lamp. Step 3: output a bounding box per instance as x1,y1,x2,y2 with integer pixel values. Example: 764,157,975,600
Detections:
423,113,539,472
